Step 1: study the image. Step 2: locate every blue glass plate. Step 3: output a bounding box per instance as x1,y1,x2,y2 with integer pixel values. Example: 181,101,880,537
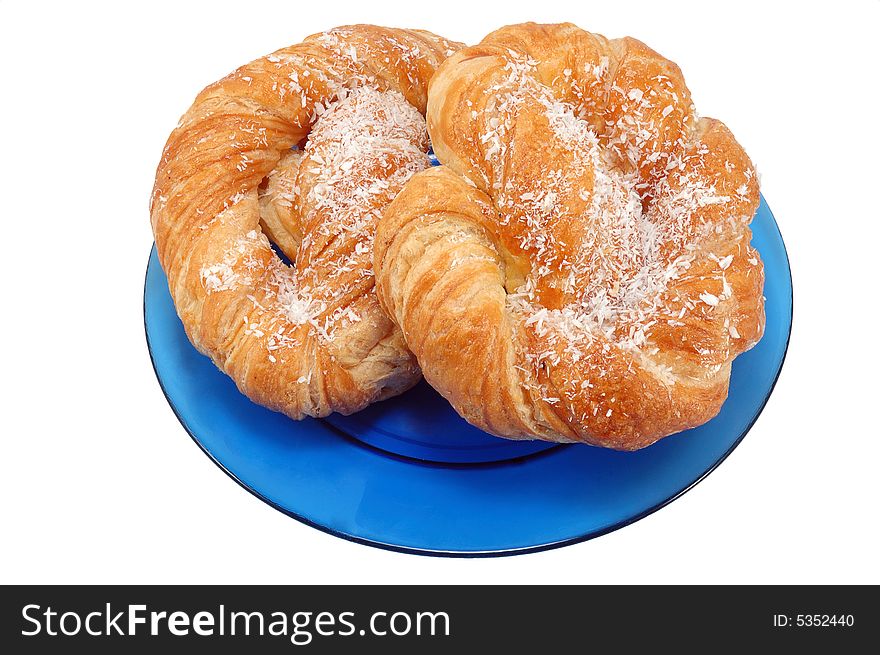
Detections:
144,195,791,556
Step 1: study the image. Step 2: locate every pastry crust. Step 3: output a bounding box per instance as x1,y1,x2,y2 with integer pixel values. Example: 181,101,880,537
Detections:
150,25,461,418
374,23,765,449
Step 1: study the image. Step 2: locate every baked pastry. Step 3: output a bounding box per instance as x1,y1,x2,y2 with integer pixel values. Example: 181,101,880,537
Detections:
374,23,764,449
150,25,461,418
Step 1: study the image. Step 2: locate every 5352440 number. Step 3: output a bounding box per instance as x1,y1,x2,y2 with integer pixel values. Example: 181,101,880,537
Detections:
773,614,855,628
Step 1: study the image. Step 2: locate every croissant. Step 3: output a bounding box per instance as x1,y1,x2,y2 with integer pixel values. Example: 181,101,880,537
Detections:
374,23,765,450
150,25,461,418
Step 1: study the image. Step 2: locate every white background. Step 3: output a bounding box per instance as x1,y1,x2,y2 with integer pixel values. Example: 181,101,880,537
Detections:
1,0,878,584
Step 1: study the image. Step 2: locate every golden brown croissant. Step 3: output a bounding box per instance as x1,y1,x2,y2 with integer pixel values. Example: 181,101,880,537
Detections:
374,23,765,450
150,25,461,418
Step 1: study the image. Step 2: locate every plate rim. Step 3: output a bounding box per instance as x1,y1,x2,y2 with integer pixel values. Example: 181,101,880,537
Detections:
143,198,793,557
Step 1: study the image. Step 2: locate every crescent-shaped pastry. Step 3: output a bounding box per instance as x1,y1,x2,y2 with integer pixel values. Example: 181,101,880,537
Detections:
151,25,461,418
374,23,765,449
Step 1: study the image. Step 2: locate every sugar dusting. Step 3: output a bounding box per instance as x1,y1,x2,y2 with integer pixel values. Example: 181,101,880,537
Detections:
468,51,757,383
199,85,430,363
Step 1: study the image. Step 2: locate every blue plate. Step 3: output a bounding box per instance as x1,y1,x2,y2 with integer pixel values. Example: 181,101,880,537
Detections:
144,195,791,556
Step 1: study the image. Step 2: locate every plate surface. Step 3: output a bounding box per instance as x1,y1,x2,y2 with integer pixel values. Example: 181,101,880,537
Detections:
144,196,791,556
